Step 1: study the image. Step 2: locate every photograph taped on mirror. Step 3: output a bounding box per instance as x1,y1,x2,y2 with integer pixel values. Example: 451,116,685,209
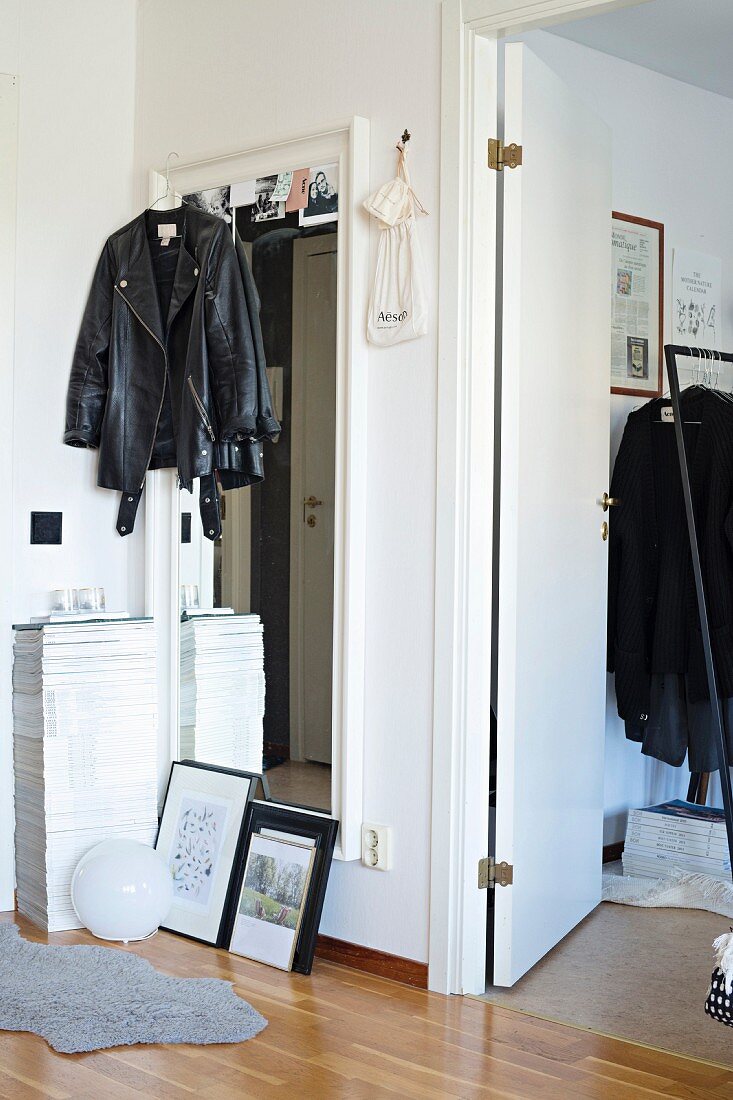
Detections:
253,176,285,222
299,163,339,226
183,185,233,224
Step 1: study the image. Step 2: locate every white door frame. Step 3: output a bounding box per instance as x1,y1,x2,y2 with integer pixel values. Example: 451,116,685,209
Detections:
429,0,648,995
0,73,18,912
145,118,370,860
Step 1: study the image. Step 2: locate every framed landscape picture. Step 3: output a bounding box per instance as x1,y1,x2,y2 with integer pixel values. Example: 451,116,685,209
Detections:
611,212,664,397
224,801,338,974
155,761,260,946
228,833,316,970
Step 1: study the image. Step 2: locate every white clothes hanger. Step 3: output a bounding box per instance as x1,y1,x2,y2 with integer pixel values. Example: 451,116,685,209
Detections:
149,151,184,211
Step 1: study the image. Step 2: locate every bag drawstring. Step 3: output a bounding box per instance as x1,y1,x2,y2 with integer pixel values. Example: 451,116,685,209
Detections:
398,147,429,219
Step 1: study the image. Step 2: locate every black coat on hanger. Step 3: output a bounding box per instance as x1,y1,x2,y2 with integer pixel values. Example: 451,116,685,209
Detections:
608,387,733,721
64,204,280,533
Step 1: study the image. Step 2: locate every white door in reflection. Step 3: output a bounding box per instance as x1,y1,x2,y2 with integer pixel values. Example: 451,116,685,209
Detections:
290,236,337,765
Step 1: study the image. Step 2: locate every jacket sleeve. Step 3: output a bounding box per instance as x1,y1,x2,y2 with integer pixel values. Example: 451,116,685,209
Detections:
206,225,281,443
235,231,280,440
64,240,115,448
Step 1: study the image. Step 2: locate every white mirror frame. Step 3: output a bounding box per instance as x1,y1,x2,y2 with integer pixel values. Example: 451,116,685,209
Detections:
144,117,370,859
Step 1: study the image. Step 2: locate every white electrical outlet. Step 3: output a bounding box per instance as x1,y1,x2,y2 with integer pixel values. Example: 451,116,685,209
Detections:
361,822,392,870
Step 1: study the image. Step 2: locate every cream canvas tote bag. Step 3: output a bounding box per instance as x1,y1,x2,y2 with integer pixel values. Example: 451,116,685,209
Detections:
364,147,428,346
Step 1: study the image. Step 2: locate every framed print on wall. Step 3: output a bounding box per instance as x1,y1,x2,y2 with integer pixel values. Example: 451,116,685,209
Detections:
611,212,664,397
155,761,260,946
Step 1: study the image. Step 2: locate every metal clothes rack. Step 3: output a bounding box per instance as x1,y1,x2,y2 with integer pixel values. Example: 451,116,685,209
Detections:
664,343,733,875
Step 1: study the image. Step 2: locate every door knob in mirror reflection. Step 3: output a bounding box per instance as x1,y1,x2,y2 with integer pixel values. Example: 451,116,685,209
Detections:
303,495,324,523
600,492,620,511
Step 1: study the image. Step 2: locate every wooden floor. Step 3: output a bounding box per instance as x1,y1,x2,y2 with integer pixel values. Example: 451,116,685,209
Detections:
1,913,732,1098
265,759,331,813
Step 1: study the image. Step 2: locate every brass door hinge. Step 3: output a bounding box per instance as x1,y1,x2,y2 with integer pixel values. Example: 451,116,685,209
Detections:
478,857,514,889
488,138,522,171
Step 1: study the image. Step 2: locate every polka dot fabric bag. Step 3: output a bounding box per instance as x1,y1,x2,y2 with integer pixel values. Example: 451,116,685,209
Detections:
706,932,733,1026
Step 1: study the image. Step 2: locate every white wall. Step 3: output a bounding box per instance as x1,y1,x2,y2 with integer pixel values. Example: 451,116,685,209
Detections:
135,0,441,960
0,0,140,903
0,0,20,910
12,0,142,624
520,29,733,841
0,0,19,73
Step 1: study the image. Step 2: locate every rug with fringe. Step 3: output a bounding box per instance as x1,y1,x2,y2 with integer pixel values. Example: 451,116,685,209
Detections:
602,862,733,918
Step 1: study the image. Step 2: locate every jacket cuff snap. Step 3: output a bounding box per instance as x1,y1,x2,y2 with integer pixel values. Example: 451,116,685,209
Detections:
219,416,258,443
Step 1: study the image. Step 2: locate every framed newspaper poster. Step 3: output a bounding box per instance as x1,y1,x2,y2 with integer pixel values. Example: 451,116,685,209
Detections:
611,212,664,397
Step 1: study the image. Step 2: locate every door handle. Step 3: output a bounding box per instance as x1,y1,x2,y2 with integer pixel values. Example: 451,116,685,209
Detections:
600,492,620,512
303,495,323,523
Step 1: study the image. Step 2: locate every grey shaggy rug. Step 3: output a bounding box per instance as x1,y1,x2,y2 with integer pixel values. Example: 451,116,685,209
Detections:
0,923,267,1053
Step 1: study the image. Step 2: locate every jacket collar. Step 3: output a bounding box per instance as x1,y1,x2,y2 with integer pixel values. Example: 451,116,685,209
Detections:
117,207,199,348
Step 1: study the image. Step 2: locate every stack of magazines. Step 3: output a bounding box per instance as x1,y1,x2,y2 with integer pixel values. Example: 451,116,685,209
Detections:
179,613,265,773
623,799,732,880
12,619,159,931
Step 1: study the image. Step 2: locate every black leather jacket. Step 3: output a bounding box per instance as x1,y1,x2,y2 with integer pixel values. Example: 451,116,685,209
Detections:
64,205,280,516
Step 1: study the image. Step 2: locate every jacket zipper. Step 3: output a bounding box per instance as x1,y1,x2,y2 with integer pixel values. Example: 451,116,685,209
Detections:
114,285,169,487
188,376,216,441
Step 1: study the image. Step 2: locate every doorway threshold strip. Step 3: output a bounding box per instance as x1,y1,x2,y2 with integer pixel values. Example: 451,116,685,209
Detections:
481,903,733,1068
471,997,733,1073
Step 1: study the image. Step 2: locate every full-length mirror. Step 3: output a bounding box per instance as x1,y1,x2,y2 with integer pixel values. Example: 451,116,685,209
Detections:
178,168,338,813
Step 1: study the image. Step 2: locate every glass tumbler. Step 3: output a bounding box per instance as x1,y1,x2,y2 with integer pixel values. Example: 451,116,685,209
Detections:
180,584,200,610
51,588,78,613
77,587,106,612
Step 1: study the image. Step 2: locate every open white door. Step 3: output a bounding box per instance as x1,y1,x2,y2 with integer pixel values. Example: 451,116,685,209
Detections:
493,43,612,987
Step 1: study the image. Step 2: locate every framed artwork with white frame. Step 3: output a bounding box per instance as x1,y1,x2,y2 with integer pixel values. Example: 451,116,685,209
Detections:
155,760,260,946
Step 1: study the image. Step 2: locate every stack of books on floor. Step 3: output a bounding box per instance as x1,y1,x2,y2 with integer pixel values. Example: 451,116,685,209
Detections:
12,619,159,932
179,613,265,773
623,799,732,880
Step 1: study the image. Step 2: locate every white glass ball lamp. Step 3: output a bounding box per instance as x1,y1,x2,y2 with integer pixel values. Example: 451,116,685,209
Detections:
71,839,174,942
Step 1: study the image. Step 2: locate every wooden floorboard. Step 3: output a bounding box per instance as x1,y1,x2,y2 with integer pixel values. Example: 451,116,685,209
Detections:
0,912,731,1098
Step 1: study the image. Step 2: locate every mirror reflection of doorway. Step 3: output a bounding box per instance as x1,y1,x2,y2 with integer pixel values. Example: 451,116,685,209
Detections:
178,202,337,813
290,236,337,769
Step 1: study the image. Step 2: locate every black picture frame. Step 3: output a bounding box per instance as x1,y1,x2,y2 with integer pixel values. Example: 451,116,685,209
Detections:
223,801,338,974
155,760,263,947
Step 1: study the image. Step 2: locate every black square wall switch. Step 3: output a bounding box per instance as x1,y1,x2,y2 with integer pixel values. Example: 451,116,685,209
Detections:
30,512,62,545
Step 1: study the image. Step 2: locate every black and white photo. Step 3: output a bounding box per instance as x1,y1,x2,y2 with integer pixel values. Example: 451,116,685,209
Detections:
182,185,233,224
299,163,339,226
253,176,285,222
